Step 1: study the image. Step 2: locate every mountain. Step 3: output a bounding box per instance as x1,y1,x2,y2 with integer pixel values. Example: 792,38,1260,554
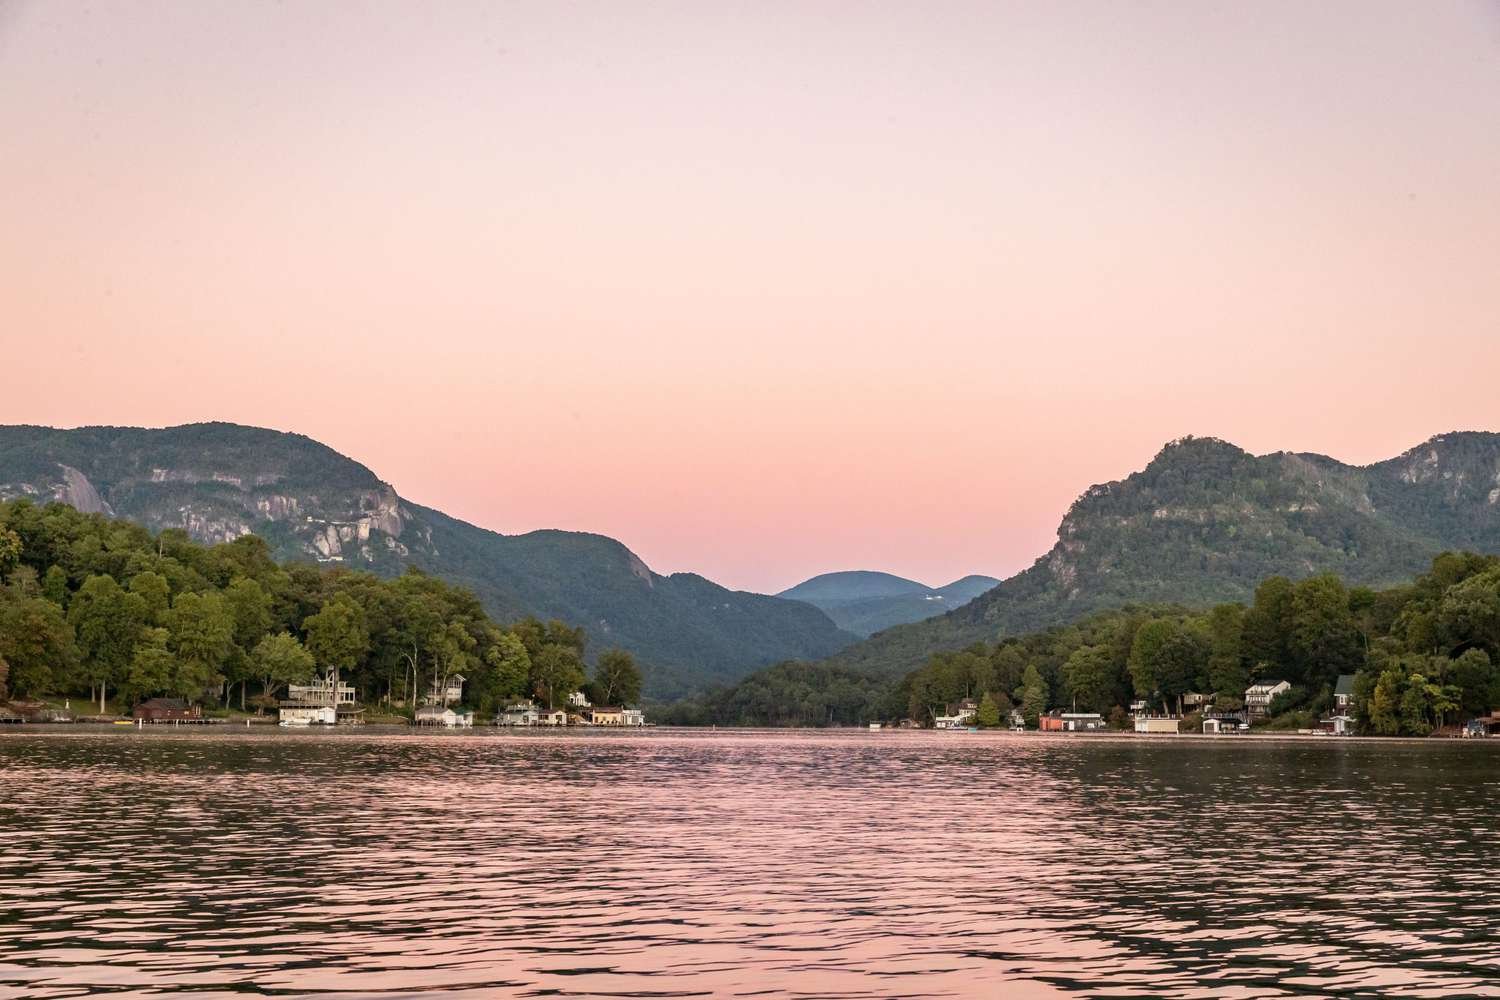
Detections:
0,423,857,696
778,571,1000,637
818,432,1500,680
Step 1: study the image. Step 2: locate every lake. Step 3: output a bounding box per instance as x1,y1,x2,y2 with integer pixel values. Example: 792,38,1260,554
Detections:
0,729,1497,998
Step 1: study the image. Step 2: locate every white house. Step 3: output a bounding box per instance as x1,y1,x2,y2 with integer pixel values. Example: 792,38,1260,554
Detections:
536,708,567,726
281,669,356,725
622,708,645,727
567,690,592,709
934,699,978,729
1244,680,1292,719
287,677,357,705
496,701,540,726
279,704,336,726
415,705,473,728
1060,712,1106,731
425,674,465,706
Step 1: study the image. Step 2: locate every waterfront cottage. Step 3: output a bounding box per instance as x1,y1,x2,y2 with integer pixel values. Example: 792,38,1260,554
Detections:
287,677,357,706
279,704,336,726
1060,712,1106,731
425,674,465,706
1244,680,1292,719
415,705,474,728
134,698,202,723
590,706,625,726
496,701,540,726
1134,716,1180,734
1333,674,1357,713
536,708,567,726
935,699,978,729
622,708,645,727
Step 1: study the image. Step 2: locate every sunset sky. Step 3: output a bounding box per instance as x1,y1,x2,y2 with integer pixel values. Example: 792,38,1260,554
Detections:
3,1,1498,593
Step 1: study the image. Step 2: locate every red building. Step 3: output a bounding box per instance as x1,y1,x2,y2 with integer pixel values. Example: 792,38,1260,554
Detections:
133,698,202,723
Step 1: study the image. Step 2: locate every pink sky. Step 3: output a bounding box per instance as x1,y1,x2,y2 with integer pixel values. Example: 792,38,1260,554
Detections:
2,1,1498,593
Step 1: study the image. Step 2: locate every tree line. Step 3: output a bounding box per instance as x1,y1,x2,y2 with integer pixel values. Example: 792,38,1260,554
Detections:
0,499,642,714
662,551,1500,734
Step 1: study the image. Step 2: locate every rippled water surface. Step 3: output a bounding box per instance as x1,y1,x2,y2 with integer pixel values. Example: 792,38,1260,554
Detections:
1,729,1498,999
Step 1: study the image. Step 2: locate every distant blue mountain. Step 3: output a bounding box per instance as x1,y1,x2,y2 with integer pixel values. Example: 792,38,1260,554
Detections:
779,571,1000,637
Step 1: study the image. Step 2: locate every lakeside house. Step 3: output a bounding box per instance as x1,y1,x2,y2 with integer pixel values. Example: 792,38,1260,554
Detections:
1134,716,1180,734
536,708,567,726
424,674,465,707
1040,711,1106,732
1315,674,1359,734
622,708,645,727
288,677,357,706
134,698,202,723
415,705,474,728
1244,680,1292,720
496,701,540,726
279,703,336,726
1201,710,1247,734
1333,674,1357,714
567,690,592,709
935,699,978,729
281,670,363,726
589,706,625,726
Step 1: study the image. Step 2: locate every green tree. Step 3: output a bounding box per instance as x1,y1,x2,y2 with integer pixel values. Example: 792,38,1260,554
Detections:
0,527,20,580
224,577,274,650
68,574,148,712
123,628,175,704
1205,603,1246,702
489,632,531,700
1061,643,1117,712
1016,663,1047,728
304,595,370,677
1450,648,1498,716
531,643,585,709
592,648,643,706
249,632,317,705
1289,574,1361,689
975,691,1002,728
0,597,77,698
128,571,171,624
41,565,69,606
165,592,235,700
1368,668,1403,736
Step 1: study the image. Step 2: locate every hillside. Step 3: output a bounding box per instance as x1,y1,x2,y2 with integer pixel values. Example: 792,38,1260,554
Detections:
778,571,1000,637
0,423,856,696
815,433,1500,680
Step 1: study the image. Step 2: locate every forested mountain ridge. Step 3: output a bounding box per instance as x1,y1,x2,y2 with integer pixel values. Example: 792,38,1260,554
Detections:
817,432,1500,680
0,423,856,696
778,571,1000,637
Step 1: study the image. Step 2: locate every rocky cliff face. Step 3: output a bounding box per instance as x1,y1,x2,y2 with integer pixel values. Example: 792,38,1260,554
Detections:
824,432,1500,680
0,422,856,695
0,426,422,568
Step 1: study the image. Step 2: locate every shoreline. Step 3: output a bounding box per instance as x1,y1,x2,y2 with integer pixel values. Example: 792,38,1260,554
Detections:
0,723,1491,747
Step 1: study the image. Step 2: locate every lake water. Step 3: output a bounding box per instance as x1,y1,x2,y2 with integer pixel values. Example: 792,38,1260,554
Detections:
0,729,1497,999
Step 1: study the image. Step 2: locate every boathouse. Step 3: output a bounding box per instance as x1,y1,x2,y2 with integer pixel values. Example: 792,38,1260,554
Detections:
133,698,202,723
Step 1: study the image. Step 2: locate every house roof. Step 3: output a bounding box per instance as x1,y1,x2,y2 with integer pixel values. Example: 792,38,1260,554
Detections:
139,697,189,710
1247,680,1288,690
1334,674,1358,697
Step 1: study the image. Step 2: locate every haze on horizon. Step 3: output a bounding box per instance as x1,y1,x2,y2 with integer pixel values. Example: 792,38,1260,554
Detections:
2,1,1498,594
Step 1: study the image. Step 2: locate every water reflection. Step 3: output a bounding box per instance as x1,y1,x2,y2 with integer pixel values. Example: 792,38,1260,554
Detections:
0,730,1496,998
